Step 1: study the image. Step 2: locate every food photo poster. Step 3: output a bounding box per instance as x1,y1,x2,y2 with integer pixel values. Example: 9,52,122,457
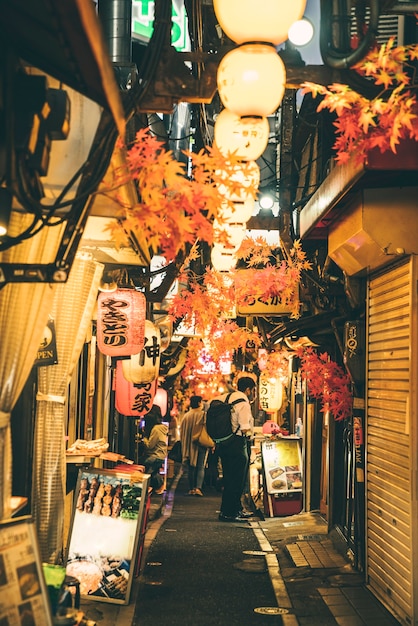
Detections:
0,517,53,625
261,438,303,494
66,468,150,605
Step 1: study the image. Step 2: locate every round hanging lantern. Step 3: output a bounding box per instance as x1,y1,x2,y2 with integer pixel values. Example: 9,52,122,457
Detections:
154,387,168,417
122,320,161,384
97,289,146,356
217,44,286,118
218,197,255,224
213,220,247,250
217,159,260,202
214,109,269,161
213,0,307,46
115,361,157,417
259,373,283,412
211,244,237,272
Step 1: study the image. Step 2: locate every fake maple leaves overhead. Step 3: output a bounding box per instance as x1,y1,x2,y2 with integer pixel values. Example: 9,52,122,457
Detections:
104,129,258,262
297,347,352,422
167,237,312,378
302,38,418,164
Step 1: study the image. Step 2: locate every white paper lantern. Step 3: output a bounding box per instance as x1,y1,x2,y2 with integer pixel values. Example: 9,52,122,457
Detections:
213,0,307,46
211,245,238,272
213,220,247,249
217,44,286,117
121,320,161,384
217,159,260,202
214,109,269,161
218,197,255,224
259,373,283,412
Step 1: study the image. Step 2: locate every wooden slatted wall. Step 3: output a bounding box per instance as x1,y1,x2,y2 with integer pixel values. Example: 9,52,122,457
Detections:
367,260,415,624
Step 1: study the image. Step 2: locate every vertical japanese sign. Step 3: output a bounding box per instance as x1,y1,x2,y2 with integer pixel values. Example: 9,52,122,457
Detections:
132,0,189,51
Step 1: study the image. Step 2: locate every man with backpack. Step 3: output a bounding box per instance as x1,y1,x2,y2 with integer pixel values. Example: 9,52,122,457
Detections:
208,376,256,522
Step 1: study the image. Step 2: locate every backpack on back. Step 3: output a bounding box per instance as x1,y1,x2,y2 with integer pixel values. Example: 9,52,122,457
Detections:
206,392,245,445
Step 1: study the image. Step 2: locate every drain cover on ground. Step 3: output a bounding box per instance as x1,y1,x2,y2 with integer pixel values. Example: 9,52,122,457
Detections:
254,607,289,615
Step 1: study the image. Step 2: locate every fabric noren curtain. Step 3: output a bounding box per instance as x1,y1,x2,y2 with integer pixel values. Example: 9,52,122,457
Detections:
0,212,65,520
32,253,103,563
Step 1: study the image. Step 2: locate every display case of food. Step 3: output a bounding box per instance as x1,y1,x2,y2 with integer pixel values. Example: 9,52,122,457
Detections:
66,468,150,605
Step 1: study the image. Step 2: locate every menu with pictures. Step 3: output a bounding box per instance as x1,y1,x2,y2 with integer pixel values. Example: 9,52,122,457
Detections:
0,517,53,625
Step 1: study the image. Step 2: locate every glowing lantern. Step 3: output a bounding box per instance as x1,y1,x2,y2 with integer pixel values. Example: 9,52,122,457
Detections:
97,289,146,356
217,44,286,118
214,109,269,161
217,159,260,202
259,373,283,412
115,361,157,417
122,320,161,384
154,387,168,417
213,0,307,46
211,244,237,272
218,197,255,224
213,220,246,248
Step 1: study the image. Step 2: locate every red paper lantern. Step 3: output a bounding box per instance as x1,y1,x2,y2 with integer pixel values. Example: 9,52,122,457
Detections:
115,360,157,416
97,289,146,356
154,387,168,417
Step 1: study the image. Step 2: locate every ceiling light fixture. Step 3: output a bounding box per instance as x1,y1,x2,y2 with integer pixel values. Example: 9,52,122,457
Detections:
288,18,314,47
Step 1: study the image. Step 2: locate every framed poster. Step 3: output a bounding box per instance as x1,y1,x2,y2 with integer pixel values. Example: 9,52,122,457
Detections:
66,468,150,605
0,516,53,625
261,438,303,495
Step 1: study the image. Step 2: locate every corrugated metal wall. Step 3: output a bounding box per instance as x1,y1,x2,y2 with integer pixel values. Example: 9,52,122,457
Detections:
367,259,416,624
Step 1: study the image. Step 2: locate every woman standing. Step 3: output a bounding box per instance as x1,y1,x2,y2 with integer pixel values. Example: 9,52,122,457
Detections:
139,405,168,492
180,396,210,496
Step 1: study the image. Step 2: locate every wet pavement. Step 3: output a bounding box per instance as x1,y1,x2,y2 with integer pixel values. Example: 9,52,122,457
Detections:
80,469,401,626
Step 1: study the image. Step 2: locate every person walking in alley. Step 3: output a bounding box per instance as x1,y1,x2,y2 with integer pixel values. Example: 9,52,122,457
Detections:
215,376,256,522
180,395,210,496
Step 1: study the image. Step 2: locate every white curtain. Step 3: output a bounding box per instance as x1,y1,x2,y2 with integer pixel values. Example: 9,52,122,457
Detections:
32,253,103,563
0,213,65,520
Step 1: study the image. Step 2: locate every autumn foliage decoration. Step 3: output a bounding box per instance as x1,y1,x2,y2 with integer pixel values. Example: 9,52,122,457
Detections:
302,38,418,165
167,236,312,378
104,129,259,261
235,237,312,318
297,347,352,422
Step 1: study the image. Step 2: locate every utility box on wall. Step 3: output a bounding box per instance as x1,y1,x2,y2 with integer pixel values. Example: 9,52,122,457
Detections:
328,187,418,276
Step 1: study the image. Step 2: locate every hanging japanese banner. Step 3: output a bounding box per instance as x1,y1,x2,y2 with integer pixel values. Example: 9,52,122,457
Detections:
121,320,161,383
97,289,146,357
115,360,157,417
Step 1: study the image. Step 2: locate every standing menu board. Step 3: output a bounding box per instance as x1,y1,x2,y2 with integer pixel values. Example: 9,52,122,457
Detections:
66,468,150,605
0,516,53,625
261,438,303,495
